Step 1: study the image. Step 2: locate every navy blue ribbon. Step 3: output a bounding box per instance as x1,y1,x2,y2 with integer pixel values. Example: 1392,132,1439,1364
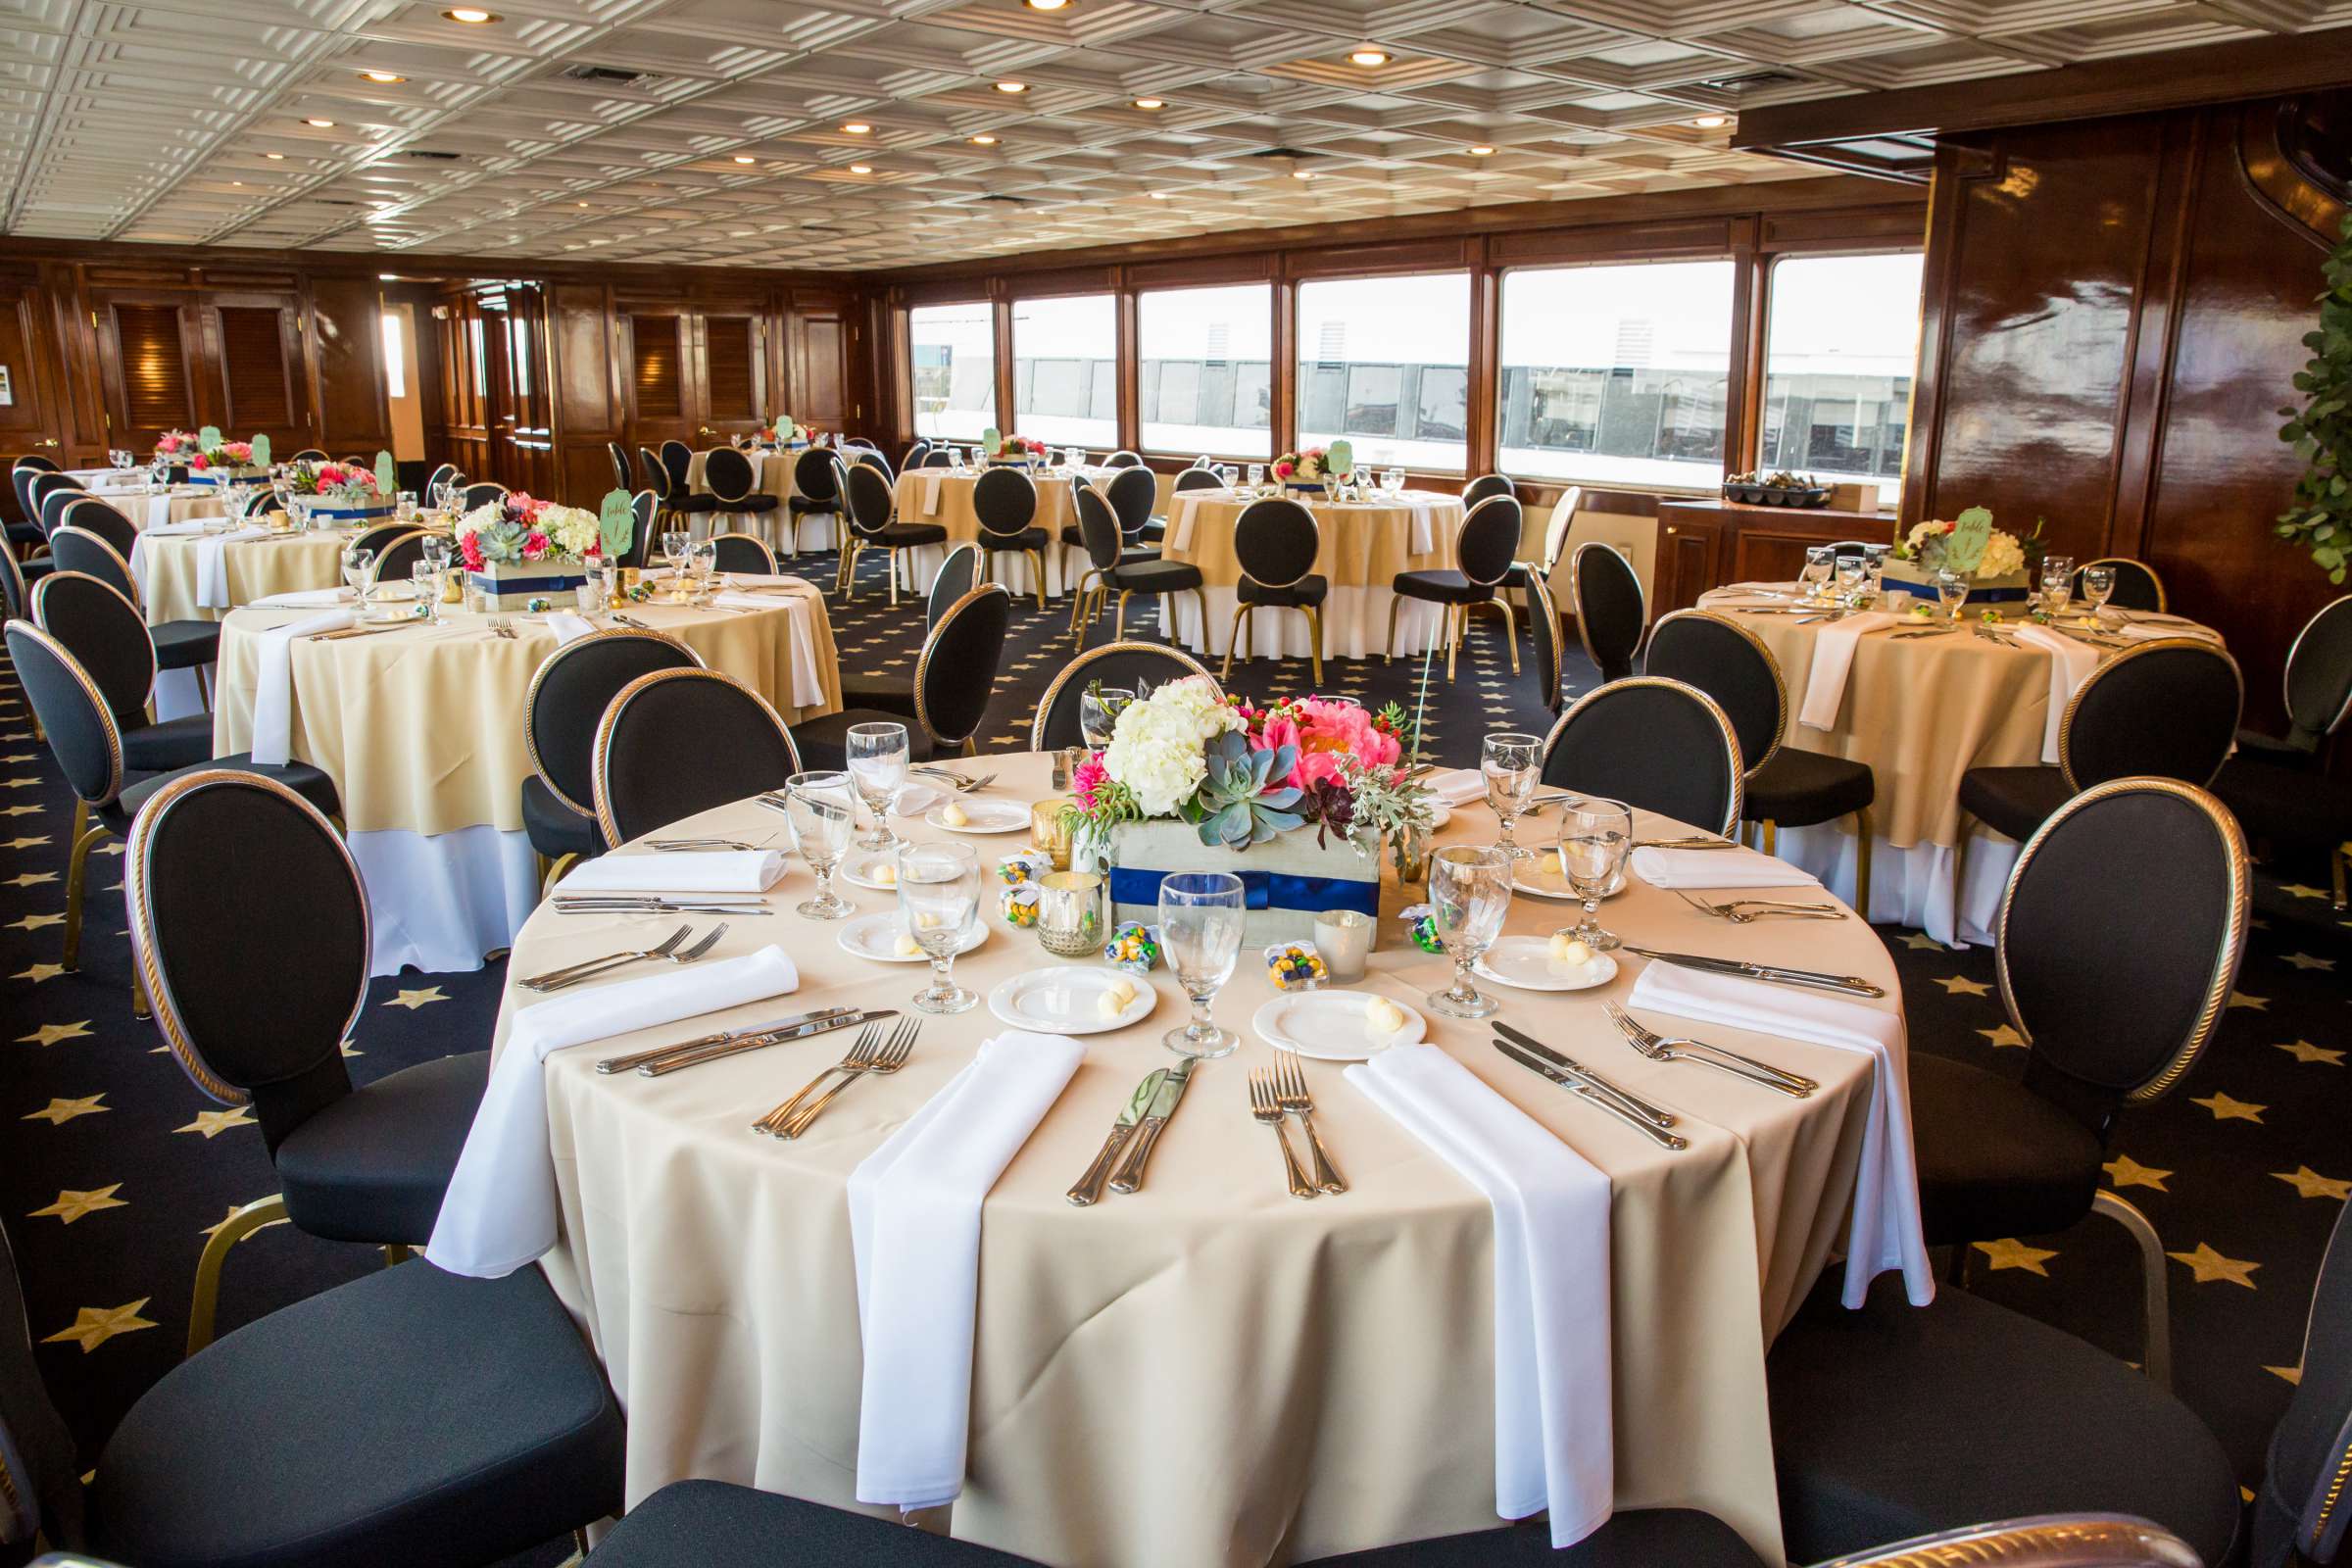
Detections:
1108,866,1378,917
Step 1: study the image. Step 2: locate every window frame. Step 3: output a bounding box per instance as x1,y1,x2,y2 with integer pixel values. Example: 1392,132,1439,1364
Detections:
1753,248,1924,495
906,298,1000,442
1292,270,1475,475
1134,279,1277,464
1007,289,1120,453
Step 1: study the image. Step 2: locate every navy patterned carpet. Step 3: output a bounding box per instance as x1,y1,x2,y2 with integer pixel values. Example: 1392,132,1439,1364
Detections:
1,542,2343,1539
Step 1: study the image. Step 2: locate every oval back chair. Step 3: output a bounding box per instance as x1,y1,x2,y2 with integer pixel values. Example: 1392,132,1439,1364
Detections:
607,441,632,492
970,466,1048,612
929,543,980,628
592,668,802,847
49,526,138,605
854,448,894,483
1526,573,1565,715
1226,497,1326,685
913,584,1014,754
31,569,154,722
2256,1200,2352,1565
369,529,436,588
1173,466,1222,495
1642,609,1786,776
2073,558,2167,614
919,448,956,467
2275,594,2352,754
1570,539,1646,683
424,462,462,502
1105,450,1145,468
624,488,660,570
13,451,57,471
1462,472,1515,506
2059,640,2241,792
525,625,703,871
708,532,777,575
57,496,137,559
1031,642,1218,751
460,481,507,512
33,476,88,539
1539,676,1744,836
1106,465,1159,544
289,449,329,465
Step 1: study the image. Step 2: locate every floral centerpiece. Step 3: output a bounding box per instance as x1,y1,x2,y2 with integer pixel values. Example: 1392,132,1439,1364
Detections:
283,459,393,521
1067,679,1432,941
1884,505,2042,610
1271,447,1335,491
155,429,263,482
457,492,605,610
762,417,812,449
990,434,1047,466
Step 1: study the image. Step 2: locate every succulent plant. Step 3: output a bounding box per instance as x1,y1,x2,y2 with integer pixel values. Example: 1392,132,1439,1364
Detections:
1191,731,1304,849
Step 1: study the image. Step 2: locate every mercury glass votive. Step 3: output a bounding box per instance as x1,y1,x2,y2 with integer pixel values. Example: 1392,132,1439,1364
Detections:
1313,908,1374,982
1035,870,1107,956
1030,797,1075,870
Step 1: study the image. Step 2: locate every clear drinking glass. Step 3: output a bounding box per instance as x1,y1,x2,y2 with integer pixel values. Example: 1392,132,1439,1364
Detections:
411,563,440,624
689,539,718,595
397,490,418,520
1078,685,1133,750
1216,465,1238,489
845,720,910,852
430,478,454,515
1863,545,1888,605
1935,566,1971,622
898,840,981,1014
662,529,692,597
1481,731,1541,859
1835,556,1866,605
950,448,968,473
1383,467,1405,494
783,770,856,919
2038,555,2075,620
341,545,375,607
1247,463,1265,492
1425,845,1512,1019
1555,800,1632,952
1798,546,1834,603
1158,870,1246,1057
421,534,451,574
2082,564,2117,624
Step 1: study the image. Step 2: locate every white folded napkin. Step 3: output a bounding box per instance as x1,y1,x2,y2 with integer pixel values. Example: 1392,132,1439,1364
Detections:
2012,624,2101,763
1407,501,1436,556
2115,619,2219,644
891,783,942,817
851,1029,1086,1510
1346,1043,1613,1545
1169,493,1205,552
709,591,785,613
196,527,270,611
546,611,599,645
140,519,214,537
911,470,946,516
1796,612,1898,731
427,946,801,1278
1626,962,1931,1308
248,609,354,765
1426,768,1492,807
557,850,785,894
1631,846,1821,890
252,587,353,609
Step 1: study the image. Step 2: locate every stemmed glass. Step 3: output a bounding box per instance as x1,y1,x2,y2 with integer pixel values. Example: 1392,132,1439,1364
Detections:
1934,566,1971,623
845,721,909,853
2081,564,2117,626
782,770,856,919
662,530,693,600
2038,555,2074,621
1555,799,1632,952
1425,845,1512,1019
1246,463,1265,492
1383,467,1406,495
1158,871,1246,1057
1481,731,1540,859
1078,685,1133,750
421,533,451,579
340,545,375,609
430,477,455,516
411,563,441,625
898,841,981,1014
1798,546,1834,604
1834,555,1867,606
688,538,718,596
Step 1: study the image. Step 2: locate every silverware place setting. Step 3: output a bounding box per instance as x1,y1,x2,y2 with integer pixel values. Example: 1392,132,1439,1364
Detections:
1623,946,1887,999
598,1005,876,1077
913,766,997,793
1248,1067,1320,1199
1671,889,1846,923
1067,1067,1166,1205
1108,1055,1195,1194
1490,1028,1688,1151
1633,834,1737,851
1273,1048,1346,1195
548,894,773,916
519,922,727,992
754,1016,919,1138
1890,626,1957,640
646,836,773,853
1603,1002,1817,1098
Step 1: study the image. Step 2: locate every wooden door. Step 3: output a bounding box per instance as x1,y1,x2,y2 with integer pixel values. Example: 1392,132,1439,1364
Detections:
0,274,70,480
788,306,852,435
92,290,203,454
700,312,764,435
492,286,557,497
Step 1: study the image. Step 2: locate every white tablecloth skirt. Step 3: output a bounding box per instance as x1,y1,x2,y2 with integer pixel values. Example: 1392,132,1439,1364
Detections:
694,511,839,554
1771,821,2024,949
904,541,1062,600
1161,586,1450,661
351,824,541,976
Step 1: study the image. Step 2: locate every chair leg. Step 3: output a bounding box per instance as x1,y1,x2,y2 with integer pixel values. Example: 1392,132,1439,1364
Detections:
1951,819,1971,941
542,851,580,894
2334,840,2348,911
1760,819,1777,857
1026,550,1048,612
1114,589,1131,642
1222,604,1250,682
1306,605,1324,687
2091,1189,2173,1390
130,964,149,1021
1385,595,1403,662
383,1244,414,1266
1445,605,1460,681
1853,806,1874,923
62,801,105,972
887,547,901,610
187,1192,288,1356
1192,588,1209,653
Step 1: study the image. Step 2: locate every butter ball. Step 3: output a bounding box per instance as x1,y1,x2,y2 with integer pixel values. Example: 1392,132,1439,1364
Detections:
873,863,897,887
894,932,923,957
1365,997,1407,1035
942,802,969,827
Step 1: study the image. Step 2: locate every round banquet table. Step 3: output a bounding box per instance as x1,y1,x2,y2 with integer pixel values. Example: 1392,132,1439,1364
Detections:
209,582,844,975
130,524,358,624
890,466,1179,604
1693,586,2228,947
1159,488,1466,660
79,480,225,530
682,447,832,551
504,749,1899,1567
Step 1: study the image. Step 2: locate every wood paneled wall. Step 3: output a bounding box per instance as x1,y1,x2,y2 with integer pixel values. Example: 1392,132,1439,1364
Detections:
1903,98,2344,729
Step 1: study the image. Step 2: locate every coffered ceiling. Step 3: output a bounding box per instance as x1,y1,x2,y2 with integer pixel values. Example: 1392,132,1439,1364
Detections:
0,0,2331,270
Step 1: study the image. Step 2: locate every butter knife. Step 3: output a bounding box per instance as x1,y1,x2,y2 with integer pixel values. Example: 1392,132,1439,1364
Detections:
593,1006,859,1075
1494,1042,1688,1151
1107,1055,1193,1194
1493,1023,1676,1128
1067,1069,1164,1206
639,1008,889,1078
1624,947,1886,999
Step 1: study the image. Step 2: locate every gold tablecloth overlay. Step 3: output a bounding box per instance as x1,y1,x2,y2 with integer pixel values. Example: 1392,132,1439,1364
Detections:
499,751,1897,1566
1158,491,1464,589
137,530,354,625
209,588,843,837
889,469,1178,568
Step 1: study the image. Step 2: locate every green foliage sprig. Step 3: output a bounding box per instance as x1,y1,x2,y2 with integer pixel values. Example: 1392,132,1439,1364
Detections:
2278,213,2352,583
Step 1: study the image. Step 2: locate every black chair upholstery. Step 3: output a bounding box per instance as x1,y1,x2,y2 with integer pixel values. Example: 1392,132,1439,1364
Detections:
594,668,803,845
289,448,329,464
1031,642,1218,750
47,527,222,674
1526,575,1564,715
636,445,669,501
1173,466,1222,494
920,448,956,467
525,629,702,869
1105,449,1145,468
854,447,895,482
704,446,780,544
709,532,777,575
371,528,434,587
2255,1201,2352,1567
1570,540,1645,683
58,495,137,558
348,519,415,561
796,585,1011,766
903,438,931,471
2211,594,2352,895
1498,485,1583,593
29,473,84,537
1107,464,1161,545
1226,497,1328,685
788,446,844,551
2073,557,2166,613
840,461,945,603
460,481,507,511
425,462,463,501
1390,496,1524,678
1068,485,1206,648
1540,677,1743,836
838,545,980,718
1767,1273,2240,1567
585,1480,1040,1567
30,572,210,773
624,488,660,570
608,440,632,491
970,466,1051,612
13,450,58,471
1298,1511,1762,1567
1,540,51,622
1462,472,1516,506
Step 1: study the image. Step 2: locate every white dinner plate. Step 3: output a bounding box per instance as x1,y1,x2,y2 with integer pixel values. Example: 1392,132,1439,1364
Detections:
1510,850,1583,901
924,799,1031,834
1474,936,1619,993
840,849,900,890
988,967,1157,1035
837,911,986,963
1251,990,1425,1060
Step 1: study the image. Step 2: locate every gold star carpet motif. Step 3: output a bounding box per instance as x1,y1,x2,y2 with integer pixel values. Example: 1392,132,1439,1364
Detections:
2272,1166,2350,1200
2168,1243,2260,1288
385,986,447,1010
2103,1153,2172,1191
22,1094,107,1126
17,1020,90,1047
1974,1238,2058,1276
28,1185,126,1224
2276,1040,2344,1066
2280,883,2329,901
175,1106,255,1139
2191,1092,2267,1123
0,834,49,849
1899,932,1947,952
2228,991,2268,1010
6,911,63,931
43,1299,158,1353
1935,975,1992,996
3,871,56,888
1978,1023,2027,1049
2280,953,2335,971
12,961,64,983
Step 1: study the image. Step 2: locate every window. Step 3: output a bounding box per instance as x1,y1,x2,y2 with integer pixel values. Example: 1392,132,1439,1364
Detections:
1296,273,1469,470
1138,282,1270,458
1759,253,1922,492
382,310,406,399
1011,293,1116,450
909,302,995,440
1497,260,1736,488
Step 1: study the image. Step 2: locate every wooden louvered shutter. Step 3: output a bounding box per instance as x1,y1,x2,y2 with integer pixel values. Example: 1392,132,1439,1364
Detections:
630,315,681,418
217,306,293,428
705,317,757,419
115,304,193,430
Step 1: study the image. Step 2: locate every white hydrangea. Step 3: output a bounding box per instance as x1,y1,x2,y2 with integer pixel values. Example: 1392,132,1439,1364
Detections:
538,504,603,559
1976,531,2026,579
1100,676,1243,817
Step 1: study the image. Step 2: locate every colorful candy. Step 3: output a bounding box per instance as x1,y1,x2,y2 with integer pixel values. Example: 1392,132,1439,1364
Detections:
998,851,1050,887
1102,921,1161,974
1263,941,1328,990
1001,882,1042,927
1399,903,1444,954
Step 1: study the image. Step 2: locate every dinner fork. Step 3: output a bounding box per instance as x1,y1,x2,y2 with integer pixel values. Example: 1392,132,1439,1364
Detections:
1671,889,1845,923
1604,1002,1817,1098
519,923,693,991
1273,1050,1346,1195
532,922,725,992
768,1018,918,1140
1249,1069,1317,1200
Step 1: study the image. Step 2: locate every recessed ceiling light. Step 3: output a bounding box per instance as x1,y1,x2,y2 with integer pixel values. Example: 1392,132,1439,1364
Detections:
1468,144,1495,156
1348,47,1388,66
1025,0,1068,9
1692,114,1729,128
442,7,498,21
1133,97,1163,109
264,151,285,160
995,80,1027,93
1292,169,1314,179
304,118,336,127
577,200,589,207
230,179,243,186
360,70,406,83
969,133,998,145
850,164,873,174
843,122,872,133
1149,190,1169,199
732,154,757,164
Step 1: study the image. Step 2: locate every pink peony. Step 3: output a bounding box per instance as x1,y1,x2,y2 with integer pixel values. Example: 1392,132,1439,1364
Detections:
187,454,209,470
1071,750,1108,809
1253,698,1399,793
521,529,552,562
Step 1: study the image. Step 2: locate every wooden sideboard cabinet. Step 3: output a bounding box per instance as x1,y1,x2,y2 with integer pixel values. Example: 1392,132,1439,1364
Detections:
1652,500,1896,612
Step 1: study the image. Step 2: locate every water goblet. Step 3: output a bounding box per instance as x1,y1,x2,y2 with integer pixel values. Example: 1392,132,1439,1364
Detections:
898,841,982,1014
1425,845,1512,1019
1554,800,1631,952
1863,545,1889,605
1934,566,1971,623
340,545,375,608
1216,465,1238,489
411,563,441,625
1798,546,1834,605
1078,684,1133,751
2081,564,2117,625
1247,463,1266,492
421,533,451,573
397,490,418,521
950,448,969,473
2038,555,2075,619
1835,556,1867,606
662,529,693,600
845,720,909,853
1158,870,1246,1057
782,770,857,920
1481,730,1541,859
1383,467,1405,495
688,539,719,596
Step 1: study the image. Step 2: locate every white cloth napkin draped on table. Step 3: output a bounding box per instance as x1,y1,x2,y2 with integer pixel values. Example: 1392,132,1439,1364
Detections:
556,850,785,894
1796,612,1899,731
250,588,352,610
1168,492,1205,552
195,527,271,610
1346,1043,1614,1546
2011,624,2101,763
247,609,355,765
850,1029,1086,1511
1405,501,1437,556
1426,768,1493,808
123,519,213,593
1625,962,1932,1308
910,471,947,516
2115,619,2220,644
545,611,599,646
426,946,802,1278
1630,846,1821,890
701,591,824,708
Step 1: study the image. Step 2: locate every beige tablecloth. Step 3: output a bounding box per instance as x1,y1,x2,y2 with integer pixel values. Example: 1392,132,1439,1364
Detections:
685,447,829,551
82,484,223,531
209,586,844,836
132,528,354,624
503,750,1898,1566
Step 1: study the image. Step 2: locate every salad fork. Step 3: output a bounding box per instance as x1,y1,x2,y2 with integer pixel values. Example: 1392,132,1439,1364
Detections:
769,1018,918,1139
519,923,692,991
522,922,727,992
1671,889,1844,923
1248,1069,1316,1200
1604,1003,1817,1098
1273,1050,1345,1195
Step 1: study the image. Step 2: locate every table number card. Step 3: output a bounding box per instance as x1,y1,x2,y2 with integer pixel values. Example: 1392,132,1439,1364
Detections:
375,451,397,495
250,433,270,469
1942,505,1993,574
199,423,221,448
599,489,634,560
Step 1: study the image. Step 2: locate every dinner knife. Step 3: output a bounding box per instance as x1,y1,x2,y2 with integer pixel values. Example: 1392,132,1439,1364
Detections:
1493,1022,1677,1128
593,1005,858,1075
637,1008,891,1078
1066,1069,1164,1206
1623,947,1886,999
1493,1042,1688,1151
1107,1055,1194,1194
